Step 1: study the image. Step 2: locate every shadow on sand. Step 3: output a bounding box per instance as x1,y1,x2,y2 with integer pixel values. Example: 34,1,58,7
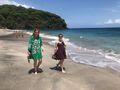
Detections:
28,68,43,74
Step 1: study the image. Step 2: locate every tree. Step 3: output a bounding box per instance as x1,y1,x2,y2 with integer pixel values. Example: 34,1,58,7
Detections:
0,5,67,30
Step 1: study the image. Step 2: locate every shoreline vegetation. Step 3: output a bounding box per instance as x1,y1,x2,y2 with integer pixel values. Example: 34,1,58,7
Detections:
0,29,120,90
0,5,67,30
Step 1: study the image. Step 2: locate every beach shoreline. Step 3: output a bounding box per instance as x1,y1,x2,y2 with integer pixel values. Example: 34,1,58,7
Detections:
0,29,120,90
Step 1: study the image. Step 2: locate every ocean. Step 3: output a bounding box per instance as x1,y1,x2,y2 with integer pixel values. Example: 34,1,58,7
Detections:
29,28,120,72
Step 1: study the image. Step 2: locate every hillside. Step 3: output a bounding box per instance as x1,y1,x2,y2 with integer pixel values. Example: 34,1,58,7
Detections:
0,5,67,30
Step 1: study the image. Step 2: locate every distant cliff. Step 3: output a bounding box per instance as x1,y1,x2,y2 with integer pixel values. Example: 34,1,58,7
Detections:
0,5,67,30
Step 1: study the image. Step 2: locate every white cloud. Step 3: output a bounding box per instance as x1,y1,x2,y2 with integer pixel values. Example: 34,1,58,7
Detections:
104,19,120,24
115,19,120,23
104,19,113,24
0,0,34,8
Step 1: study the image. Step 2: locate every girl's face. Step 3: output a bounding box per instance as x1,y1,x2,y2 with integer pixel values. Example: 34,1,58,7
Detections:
59,36,63,41
34,30,39,37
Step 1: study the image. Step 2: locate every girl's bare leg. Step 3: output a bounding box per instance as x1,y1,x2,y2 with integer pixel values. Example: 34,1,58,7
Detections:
57,60,61,67
60,59,65,73
37,59,42,69
34,60,37,74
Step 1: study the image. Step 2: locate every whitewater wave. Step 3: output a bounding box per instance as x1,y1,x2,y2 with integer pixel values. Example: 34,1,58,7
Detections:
48,36,120,72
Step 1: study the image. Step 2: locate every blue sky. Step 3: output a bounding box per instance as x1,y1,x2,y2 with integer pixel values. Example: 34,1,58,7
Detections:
1,0,120,28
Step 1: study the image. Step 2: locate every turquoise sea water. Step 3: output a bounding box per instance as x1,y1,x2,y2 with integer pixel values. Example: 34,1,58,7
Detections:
30,28,120,72
41,28,120,54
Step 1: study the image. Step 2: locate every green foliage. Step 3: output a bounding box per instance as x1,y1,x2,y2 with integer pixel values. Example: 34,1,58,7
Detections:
0,5,67,29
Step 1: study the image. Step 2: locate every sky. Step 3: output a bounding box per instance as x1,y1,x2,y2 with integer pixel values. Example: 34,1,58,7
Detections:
0,0,120,28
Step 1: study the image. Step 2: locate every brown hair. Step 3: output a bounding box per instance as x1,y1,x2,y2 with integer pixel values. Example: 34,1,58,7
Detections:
58,34,63,38
33,28,40,37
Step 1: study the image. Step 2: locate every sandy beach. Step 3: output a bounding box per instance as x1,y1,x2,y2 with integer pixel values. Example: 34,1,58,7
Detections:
0,29,120,90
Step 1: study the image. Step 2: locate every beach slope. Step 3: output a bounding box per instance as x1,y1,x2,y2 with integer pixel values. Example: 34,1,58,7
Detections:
0,30,120,90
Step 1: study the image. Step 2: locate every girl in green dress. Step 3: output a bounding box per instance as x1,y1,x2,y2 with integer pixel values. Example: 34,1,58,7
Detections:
28,29,43,74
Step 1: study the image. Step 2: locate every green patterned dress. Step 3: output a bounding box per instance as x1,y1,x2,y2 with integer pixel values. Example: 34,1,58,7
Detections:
28,35,42,60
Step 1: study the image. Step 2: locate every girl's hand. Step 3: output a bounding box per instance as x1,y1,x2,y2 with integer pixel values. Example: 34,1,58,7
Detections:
41,46,44,52
54,48,57,53
27,51,31,63
28,51,31,55
28,58,30,63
